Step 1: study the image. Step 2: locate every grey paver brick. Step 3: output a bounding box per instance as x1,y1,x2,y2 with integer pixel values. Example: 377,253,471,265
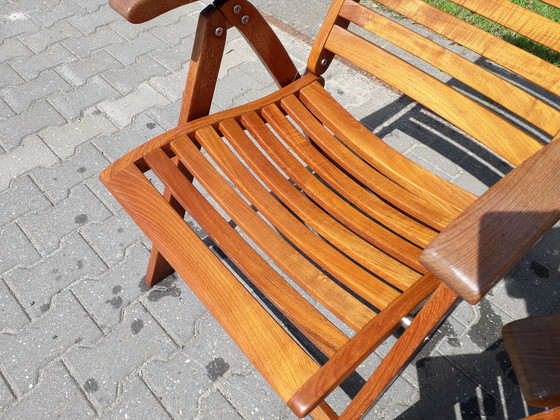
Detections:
48,75,121,121
5,231,107,319
0,134,60,190
57,49,124,87
80,212,145,265
72,243,150,331
198,390,243,419
100,375,171,419
103,54,169,94
0,280,29,333
73,0,106,12
1,70,72,114
528,225,560,274
39,107,118,159
148,66,187,101
105,32,169,66
1,361,95,419
0,12,39,39
149,13,197,47
0,37,33,63
212,66,265,110
142,276,207,344
0,371,15,409
63,26,124,59
27,2,86,28
31,143,110,203
19,20,83,54
0,99,14,120
0,64,24,89
18,184,112,254
92,113,164,161
0,290,102,394
146,99,181,131
108,15,176,42
85,176,123,215
149,36,195,72
9,43,77,81
97,82,170,129
0,223,41,275
67,4,119,35
0,175,51,227
65,303,177,409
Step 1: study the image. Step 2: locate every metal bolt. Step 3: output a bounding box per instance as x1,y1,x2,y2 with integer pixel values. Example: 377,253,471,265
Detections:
215,27,224,36
233,4,241,13
241,15,249,24
321,58,329,66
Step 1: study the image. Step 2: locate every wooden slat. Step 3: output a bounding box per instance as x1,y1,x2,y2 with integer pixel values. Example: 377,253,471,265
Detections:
420,134,560,304
101,163,320,404
167,137,377,331
325,26,543,166
218,118,422,290
300,82,476,214
252,106,426,272
275,96,439,246
170,129,401,313
339,0,560,136
539,0,560,8
288,274,441,418
283,93,457,231
109,0,195,23
451,0,560,52
144,148,350,356
372,0,560,96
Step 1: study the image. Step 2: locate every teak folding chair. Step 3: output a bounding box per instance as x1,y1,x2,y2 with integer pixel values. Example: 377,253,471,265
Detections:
101,0,560,417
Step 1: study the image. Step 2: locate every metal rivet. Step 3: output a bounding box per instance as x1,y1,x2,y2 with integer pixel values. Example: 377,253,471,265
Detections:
241,15,249,24
233,4,241,13
215,27,224,36
321,58,328,66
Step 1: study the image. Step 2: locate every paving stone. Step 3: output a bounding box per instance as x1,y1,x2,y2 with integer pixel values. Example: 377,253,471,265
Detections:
367,375,418,420
0,175,51,227
65,303,177,409
39,107,118,159
5,232,107,319
57,49,124,87
527,225,560,274
63,26,124,59
0,134,60,190
9,43,77,81
0,99,14,119
149,13,197,47
80,211,145,265
98,82,170,129
85,176,123,215
18,184,112,254
48,75,121,120
100,375,171,419
213,66,266,110
0,290,102,394
31,143,110,203
72,244,150,331
1,70,72,114
1,361,95,419
0,280,29,333
148,66,188,102
105,32,169,66
147,100,181,131
67,4,119,35
19,20,83,54
0,371,15,409
0,63,24,89
0,223,41,275
74,0,106,12
108,14,177,42
27,2,86,28
198,390,243,419
0,37,33,63
149,36,196,72
142,276,207,345
102,54,169,94
0,12,39,39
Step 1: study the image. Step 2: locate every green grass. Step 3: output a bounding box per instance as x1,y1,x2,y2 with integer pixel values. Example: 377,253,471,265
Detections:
373,0,560,64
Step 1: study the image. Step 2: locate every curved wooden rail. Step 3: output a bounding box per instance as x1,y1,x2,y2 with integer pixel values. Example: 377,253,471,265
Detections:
109,0,197,23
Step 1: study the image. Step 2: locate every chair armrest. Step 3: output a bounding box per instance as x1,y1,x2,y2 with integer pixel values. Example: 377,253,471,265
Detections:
109,0,197,23
420,134,560,304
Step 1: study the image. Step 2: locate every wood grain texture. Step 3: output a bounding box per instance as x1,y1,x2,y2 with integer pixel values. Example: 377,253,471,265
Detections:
523,408,560,420
503,315,560,407
420,135,560,304
109,0,196,23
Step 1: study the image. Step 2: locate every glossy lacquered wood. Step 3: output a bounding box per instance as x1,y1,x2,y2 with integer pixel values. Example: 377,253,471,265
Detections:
109,0,196,23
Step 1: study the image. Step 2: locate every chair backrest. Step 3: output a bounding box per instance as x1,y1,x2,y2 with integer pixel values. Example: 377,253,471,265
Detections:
308,0,560,165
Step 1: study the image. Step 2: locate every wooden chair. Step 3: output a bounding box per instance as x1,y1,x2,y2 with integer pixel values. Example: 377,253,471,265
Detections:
101,0,560,417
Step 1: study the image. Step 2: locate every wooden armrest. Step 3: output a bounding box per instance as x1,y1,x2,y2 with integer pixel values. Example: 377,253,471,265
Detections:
420,134,560,304
109,0,198,23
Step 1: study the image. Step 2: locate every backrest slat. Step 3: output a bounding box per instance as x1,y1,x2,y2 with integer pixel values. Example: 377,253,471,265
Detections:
339,1,560,136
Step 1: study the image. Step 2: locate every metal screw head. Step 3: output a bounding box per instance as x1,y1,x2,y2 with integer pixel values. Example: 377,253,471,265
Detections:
241,15,249,24
215,27,224,36
321,58,329,66
233,4,241,13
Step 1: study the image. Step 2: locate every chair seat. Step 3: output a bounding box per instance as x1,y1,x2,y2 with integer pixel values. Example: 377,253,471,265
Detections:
100,72,469,415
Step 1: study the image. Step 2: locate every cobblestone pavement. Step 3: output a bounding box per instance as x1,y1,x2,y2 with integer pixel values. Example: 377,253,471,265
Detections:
1,0,559,418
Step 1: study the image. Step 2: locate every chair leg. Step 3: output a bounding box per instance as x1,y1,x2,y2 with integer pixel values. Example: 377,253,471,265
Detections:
339,285,459,419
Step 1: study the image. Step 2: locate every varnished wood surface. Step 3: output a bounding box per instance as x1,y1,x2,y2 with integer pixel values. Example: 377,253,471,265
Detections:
420,135,560,304
109,0,196,23
503,315,560,408
524,408,560,420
